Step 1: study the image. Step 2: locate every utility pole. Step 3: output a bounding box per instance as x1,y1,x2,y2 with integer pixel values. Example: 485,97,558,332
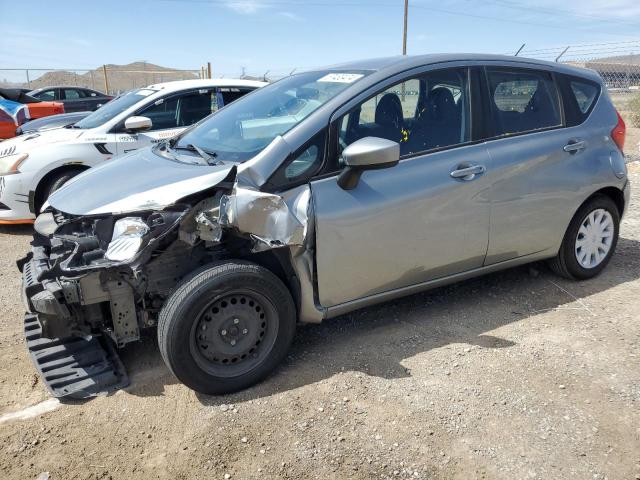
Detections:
402,0,409,55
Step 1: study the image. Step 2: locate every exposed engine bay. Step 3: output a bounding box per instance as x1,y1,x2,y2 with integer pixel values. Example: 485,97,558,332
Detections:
20,174,316,348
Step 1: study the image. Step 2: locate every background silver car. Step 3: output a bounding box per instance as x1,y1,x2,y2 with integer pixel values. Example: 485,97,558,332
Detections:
24,54,629,397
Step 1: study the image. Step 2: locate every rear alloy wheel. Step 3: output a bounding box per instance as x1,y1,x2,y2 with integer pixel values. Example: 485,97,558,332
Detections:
158,261,296,395
548,195,620,280
574,208,615,269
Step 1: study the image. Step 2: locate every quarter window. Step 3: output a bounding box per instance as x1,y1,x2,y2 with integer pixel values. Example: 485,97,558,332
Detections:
337,68,470,159
487,69,561,136
570,80,598,114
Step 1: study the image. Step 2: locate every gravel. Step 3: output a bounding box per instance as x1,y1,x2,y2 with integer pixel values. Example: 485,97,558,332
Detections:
0,166,638,479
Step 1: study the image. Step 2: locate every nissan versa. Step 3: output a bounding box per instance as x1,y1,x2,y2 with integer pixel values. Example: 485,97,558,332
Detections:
19,54,629,398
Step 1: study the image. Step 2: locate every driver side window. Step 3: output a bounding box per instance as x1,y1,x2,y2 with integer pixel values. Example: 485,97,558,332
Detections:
337,68,470,161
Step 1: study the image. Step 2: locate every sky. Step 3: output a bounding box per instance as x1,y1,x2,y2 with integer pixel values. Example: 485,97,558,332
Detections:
1,0,639,83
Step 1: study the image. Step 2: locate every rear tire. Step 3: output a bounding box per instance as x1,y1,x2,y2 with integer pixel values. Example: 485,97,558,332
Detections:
548,195,620,280
158,261,296,395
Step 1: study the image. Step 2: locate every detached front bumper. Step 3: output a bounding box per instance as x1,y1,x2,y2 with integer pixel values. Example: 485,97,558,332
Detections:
19,247,130,398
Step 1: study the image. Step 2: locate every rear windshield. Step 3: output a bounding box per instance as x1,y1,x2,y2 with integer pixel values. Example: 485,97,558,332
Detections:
74,88,158,129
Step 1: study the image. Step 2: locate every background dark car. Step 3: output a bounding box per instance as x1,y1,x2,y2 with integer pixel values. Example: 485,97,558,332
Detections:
28,86,113,112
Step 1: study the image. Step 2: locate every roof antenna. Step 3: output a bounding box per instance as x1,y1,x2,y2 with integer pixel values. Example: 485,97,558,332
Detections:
555,46,570,62
514,44,525,56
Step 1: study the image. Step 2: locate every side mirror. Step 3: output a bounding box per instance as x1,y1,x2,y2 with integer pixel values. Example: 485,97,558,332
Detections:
337,137,400,190
124,116,152,132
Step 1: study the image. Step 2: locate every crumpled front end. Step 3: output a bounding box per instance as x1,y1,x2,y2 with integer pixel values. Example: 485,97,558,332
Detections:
19,165,322,397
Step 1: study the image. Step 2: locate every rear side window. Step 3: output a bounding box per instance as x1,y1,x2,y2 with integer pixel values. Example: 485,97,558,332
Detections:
219,88,253,106
487,69,561,136
557,75,601,127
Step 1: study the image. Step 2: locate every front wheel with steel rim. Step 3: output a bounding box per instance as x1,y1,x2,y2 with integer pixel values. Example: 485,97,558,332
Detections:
549,195,620,280
158,261,296,395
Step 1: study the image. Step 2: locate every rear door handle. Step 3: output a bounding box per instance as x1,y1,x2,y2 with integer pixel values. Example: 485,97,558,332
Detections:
450,164,486,180
563,140,586,153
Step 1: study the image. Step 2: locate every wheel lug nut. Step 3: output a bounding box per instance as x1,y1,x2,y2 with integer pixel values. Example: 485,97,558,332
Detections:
201,325,207,331
233,318,240,324
242,329,248,335
221,329,227,336
230,340,236,346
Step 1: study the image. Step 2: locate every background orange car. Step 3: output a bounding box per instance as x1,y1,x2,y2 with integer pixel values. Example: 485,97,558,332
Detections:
0,88,64,139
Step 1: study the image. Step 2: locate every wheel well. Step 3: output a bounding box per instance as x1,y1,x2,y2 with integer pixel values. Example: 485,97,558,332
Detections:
588,186,625,217
34,164,89,213
243,249,301,311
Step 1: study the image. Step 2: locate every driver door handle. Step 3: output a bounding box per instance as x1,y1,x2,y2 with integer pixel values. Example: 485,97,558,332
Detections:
450,164,486,180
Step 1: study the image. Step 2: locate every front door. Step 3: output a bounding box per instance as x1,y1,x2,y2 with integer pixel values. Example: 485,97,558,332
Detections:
311,67,492,307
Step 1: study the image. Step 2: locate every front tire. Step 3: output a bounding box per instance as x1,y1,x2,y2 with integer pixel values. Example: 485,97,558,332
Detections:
548,195,620,280
158,261,296,395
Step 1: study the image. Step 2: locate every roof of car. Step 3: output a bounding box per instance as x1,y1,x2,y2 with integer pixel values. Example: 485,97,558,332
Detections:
145,78,267,92
323,53,600,81
29,86,101,91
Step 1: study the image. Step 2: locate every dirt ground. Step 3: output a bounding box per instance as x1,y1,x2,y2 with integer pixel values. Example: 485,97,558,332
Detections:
0,166,638,480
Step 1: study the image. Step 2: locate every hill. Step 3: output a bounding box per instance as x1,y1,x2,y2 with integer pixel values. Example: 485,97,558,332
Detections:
0,62,199,94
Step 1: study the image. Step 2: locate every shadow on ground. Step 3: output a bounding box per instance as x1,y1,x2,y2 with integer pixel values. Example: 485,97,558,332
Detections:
115,236,640,402
0,225,33,237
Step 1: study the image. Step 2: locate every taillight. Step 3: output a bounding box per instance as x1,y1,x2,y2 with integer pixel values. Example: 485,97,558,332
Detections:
611,111,626,153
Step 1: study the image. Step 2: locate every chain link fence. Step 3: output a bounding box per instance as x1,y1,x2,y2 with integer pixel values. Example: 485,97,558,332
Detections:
1,41,639,158
513,41,640,161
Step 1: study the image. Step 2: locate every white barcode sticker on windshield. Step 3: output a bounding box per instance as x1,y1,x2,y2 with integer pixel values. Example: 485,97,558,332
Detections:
318,73,364,83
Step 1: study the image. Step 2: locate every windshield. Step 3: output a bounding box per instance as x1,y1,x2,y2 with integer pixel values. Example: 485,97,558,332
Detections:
74,88,158,129
173,70,370,163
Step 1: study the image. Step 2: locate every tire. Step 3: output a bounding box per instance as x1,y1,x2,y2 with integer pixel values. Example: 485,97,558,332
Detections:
38,169,82,213
158,261,296,395
548,195,620,280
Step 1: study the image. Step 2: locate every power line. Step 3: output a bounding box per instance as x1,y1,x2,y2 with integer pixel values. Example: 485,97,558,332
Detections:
155,0,629,31
481,0,640,28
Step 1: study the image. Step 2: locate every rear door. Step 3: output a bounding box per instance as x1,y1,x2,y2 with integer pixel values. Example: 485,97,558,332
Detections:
311,67,492,307
481,66,584,264
61,88,89,112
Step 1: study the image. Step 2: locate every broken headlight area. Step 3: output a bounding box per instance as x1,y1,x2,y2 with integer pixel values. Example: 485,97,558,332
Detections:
36,208,189,277
22,207,192,343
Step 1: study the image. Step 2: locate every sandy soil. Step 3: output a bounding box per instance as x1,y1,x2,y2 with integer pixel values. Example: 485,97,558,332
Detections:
0,168,639,480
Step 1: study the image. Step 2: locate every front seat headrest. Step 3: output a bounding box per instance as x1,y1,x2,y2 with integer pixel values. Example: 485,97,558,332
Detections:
374,93,403,129
426,87,456,122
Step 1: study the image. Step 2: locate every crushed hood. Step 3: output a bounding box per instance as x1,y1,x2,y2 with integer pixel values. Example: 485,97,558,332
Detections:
46,147,235,215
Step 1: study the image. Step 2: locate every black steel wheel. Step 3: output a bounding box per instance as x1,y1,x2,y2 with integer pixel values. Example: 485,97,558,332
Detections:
190,290,278,378
158,261,296,395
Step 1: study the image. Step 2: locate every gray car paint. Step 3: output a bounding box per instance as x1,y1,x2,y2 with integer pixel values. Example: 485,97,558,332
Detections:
46,54,629,324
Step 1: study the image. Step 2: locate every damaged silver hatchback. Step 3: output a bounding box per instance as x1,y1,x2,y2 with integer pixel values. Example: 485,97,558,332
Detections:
20,54,630,397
